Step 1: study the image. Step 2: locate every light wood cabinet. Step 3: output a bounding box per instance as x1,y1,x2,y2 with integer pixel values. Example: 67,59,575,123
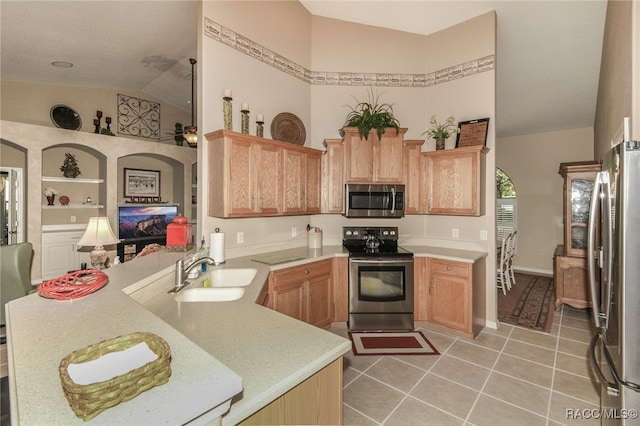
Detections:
239,357,343,425
554,245,595,310
423,145,488,216
424,257,485,338
207,130,322,218
342,127,407,183
321,139,344,214
269,259,333,328
403,140,425,214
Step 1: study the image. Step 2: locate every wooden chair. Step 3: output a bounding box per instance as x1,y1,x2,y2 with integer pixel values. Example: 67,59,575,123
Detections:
505,231,517,289
497,233,512,295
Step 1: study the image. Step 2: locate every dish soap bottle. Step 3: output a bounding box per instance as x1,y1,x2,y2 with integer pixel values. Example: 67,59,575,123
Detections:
199,235,208,273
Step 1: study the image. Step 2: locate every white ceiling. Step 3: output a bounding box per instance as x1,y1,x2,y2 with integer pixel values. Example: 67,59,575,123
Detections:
1,1,608,138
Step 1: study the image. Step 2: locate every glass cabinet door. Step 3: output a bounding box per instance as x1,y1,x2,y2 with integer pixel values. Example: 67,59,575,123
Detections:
569,178,593,251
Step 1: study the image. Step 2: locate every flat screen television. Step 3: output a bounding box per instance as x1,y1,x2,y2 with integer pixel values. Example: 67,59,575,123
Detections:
117,204,179,240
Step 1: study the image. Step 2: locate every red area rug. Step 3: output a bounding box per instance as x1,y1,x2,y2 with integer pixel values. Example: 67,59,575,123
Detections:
348,331,439,356
498,273,555,333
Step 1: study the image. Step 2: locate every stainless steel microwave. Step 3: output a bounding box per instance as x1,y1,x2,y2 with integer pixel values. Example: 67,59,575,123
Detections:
344,184,405,218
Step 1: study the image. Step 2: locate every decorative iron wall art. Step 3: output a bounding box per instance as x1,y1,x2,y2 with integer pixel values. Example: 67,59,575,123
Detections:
117,94,161,140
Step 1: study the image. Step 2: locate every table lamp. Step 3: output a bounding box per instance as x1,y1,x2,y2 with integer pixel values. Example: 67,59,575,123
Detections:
77,217,121,269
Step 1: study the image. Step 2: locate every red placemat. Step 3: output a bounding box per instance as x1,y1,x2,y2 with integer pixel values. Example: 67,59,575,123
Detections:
38,270,109,300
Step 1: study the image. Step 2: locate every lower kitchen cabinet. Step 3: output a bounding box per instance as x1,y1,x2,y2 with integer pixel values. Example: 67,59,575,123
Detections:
238,357,343,425
553,245,596,310
41,230,91,280
269,259,333,328
416,256,485,338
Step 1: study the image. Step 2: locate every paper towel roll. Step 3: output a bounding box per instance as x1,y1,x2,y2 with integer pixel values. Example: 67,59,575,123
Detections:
210,232,225,264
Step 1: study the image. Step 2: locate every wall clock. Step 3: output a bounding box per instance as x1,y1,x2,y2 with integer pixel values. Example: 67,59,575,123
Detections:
50,105,82,131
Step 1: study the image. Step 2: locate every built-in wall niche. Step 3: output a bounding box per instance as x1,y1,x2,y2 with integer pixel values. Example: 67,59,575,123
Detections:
41,145,106,226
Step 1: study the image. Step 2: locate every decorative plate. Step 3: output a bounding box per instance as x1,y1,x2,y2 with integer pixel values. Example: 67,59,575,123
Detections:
50,105,82,130
59,195,70,205
270,112,306,145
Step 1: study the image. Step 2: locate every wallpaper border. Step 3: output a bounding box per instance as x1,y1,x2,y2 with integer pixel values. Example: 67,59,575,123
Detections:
204,17,494,88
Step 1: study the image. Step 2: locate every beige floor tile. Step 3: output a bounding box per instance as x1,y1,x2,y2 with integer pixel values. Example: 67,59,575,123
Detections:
446,340,500,369
553,371,600,405
430,355,491,391
493,353,554,388
343,404,378,426
482,323,514,337
471,331,508,351
560,326,594,343
509,326,558,350
550,323,561,337
344,366,362,387
502,339,556,366
562,307,592,321
384,396,464,425
467,394,546,426
548,391,600,425
482,372,551,416
561,316,595,332
410,373,479,419
388,353,441,371
557,337,590,358
555,352,596,379
343,351,383,373
416,328,456,353
344,374,405,423
364,356,426,392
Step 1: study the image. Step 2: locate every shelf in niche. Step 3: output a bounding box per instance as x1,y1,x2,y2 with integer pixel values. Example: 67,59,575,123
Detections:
42,204,104,209
42,176,104,184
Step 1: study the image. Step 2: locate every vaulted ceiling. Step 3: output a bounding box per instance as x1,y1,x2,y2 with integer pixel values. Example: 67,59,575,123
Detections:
1,1,608,139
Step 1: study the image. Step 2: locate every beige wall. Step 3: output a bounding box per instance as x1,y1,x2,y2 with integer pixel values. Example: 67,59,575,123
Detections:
497,127,594,273
594,0,634,158
1,80,191,141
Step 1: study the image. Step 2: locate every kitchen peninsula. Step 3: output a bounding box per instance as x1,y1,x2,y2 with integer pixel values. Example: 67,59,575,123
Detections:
5,247,351,425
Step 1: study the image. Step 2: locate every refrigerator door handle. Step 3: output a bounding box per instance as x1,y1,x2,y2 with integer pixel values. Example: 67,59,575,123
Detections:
589,332,619,396
588,171,612,330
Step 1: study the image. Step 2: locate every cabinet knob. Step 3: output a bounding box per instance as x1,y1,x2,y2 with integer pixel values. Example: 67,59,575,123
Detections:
305,270,310,274
446,266,451,270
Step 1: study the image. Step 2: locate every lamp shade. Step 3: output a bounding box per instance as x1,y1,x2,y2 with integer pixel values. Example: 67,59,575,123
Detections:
77,217,120,248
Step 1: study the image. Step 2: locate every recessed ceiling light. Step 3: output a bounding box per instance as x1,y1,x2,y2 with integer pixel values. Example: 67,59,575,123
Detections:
51,61,73,68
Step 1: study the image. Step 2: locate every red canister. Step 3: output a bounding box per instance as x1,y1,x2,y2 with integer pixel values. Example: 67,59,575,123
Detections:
166,215,193,251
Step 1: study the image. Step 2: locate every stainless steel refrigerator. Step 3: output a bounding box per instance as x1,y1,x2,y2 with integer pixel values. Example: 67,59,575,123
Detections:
588,138,640,425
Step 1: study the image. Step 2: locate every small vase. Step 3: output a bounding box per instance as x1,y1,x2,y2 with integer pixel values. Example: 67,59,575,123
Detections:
46,195,55,205
436,137,446,151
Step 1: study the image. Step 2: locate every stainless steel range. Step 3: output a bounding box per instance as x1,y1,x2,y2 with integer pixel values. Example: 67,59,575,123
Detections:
343,226,414,331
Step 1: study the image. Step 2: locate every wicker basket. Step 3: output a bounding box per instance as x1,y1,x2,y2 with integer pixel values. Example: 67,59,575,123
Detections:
59,332,172,421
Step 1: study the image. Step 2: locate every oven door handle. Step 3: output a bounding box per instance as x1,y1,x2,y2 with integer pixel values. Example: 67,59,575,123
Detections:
350,258,412,264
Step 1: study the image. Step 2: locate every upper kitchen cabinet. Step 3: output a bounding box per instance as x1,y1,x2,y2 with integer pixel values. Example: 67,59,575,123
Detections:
321,139,344,214
342,127,406,183
403,140,425,214
423,145,489,216
207,130,322,218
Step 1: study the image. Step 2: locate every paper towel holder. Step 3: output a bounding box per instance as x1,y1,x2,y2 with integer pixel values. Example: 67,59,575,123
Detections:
211,228,226,265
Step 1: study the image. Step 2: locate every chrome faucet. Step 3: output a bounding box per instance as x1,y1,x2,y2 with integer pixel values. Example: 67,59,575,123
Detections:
168,255,218,294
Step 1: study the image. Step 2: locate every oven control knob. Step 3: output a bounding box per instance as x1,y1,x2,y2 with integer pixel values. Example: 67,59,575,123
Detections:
353,231,359,236
382,230,389,236
390,230,396,236
345,230,352,236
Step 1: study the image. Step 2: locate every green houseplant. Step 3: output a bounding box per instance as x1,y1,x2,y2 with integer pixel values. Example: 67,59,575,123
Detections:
340,89,400,140
423,115,458,150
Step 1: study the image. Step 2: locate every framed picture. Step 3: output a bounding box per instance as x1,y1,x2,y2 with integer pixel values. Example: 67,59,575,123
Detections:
124,168,160,198
456,118,490,148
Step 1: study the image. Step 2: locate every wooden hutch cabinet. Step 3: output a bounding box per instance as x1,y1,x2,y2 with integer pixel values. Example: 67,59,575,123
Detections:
554,161,601,310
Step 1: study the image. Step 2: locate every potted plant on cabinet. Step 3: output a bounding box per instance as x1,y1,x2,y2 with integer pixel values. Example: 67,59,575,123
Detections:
423,115,458,150
339,89,400,140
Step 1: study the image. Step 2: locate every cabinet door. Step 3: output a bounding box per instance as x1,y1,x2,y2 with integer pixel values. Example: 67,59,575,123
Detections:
41,232,89,279
413,257,429,321
424,146,485,216
322,140,344,213
307,273,332,328
255,143,281,215
282,149,305,214
272,280,306,322
344,130,374,182
375,130,404,183
404,140,424,214
227,138,256,215
428,259,471,332
305,151,322,213
554,254,593,310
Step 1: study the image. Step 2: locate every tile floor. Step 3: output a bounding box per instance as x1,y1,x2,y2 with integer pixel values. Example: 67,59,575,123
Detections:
331,305,601,425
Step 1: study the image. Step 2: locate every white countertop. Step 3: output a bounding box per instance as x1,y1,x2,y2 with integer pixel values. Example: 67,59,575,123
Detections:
6,244,484,425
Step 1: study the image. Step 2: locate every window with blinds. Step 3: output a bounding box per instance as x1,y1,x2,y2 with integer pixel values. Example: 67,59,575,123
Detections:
497,198,517,247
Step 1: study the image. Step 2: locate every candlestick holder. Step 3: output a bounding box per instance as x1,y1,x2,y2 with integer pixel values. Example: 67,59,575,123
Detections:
105,116,112,132
223,96,233,130
256,120,264,137
241,108,250,134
